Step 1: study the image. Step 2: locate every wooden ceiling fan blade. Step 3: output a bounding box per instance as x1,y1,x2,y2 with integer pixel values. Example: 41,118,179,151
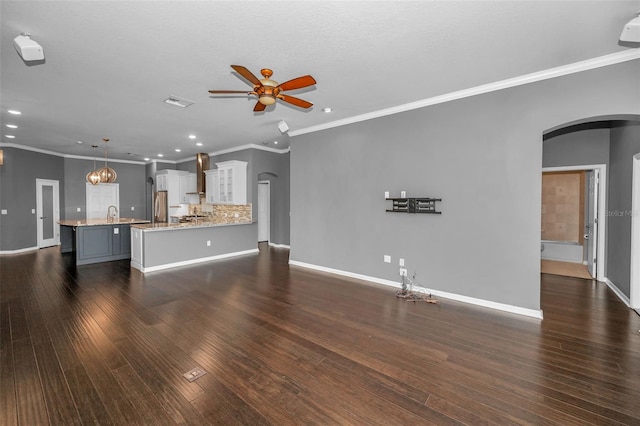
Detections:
208,90,251,94
253,101,267,112
278,94,313,109
278,75,316,91
231,65,262,86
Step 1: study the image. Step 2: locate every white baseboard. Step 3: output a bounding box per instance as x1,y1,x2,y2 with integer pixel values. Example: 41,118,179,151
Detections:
289,260,543,320
269,243,291,249
603,277,631,308
134,248,259,273
0,246,39,255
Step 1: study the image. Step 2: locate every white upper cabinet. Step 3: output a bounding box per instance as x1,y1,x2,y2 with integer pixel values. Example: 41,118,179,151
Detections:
179,173,198,203
155,170,188,206
205,169,219,203
211,160,247,205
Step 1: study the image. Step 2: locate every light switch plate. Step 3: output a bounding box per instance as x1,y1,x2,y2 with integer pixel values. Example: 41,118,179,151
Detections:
1,209,7,215
31,209,36,214
384,255,391,263
131,206,135,211
76,207,81,212
114,228,119,234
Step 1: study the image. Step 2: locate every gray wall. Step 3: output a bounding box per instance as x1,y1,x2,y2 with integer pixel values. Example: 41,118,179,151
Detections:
543,127,610,167
0,148,146,251
290,59,639,312
0,148,65,250
63,158,146,221
607,122,640,297
212,148,290,246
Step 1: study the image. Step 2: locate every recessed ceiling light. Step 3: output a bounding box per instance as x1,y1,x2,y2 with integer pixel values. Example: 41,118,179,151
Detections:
5,135,16,139
77,140,83,144
144,157,150,161
175,148,181,152
322,107,332,113
8,109,22,115
274,141,278,145
188,134,196,139
6,124,18,129
196,142,203,147
158,153,164,157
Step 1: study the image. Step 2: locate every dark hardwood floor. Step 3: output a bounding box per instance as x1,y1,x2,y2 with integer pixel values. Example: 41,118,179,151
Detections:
1,244,639,425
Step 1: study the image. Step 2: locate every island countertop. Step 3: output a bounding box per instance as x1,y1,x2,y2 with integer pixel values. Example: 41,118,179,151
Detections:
131,221,253,232
59,218,150,227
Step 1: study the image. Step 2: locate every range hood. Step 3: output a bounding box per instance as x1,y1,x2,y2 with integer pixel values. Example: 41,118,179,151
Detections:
196,153,210,194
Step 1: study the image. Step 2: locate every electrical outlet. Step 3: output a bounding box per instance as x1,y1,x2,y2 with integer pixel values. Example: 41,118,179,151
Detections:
31,209,35,214
399,268,407,276
399,258,405,267
384,255,391,263
384,191,389,199
131,206,135,211
400,190,407,198
113,228,119,235
76,207,81,212
206,240,211,247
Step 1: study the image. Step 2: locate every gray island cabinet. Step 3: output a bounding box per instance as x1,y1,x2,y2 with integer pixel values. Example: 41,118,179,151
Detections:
59,218,150,265
130,221,257,273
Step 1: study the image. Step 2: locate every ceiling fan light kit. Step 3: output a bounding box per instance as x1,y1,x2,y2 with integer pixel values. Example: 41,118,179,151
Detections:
209,65,316,112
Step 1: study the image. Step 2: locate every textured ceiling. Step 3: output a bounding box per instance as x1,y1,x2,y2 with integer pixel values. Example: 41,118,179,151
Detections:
1,1,638,162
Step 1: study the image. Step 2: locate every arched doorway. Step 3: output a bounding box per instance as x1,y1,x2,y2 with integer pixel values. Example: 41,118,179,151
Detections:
542,115,640,311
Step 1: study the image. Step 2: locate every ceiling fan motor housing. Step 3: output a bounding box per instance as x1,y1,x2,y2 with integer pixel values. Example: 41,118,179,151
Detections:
257,78,279,105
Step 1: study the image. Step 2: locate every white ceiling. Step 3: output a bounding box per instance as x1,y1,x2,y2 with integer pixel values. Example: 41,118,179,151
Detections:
1,1,638,163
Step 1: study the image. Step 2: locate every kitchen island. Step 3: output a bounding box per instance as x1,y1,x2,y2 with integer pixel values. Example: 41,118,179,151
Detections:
59,218,151,265
130,221,258,273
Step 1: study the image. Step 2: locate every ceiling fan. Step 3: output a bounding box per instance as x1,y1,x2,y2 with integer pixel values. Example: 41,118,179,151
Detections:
208,65,317,112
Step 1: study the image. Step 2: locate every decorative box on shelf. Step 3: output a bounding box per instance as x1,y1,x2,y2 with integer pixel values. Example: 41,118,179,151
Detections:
386,197,442,214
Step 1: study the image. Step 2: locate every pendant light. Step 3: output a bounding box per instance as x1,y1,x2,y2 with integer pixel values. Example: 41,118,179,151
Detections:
97,138,117,183
86,144,102,185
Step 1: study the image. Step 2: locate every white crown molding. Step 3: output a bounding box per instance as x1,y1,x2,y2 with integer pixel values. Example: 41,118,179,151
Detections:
290,50,640,137
289,259,543,319
0,141,289,165
174,143,290,163
0,143,147,165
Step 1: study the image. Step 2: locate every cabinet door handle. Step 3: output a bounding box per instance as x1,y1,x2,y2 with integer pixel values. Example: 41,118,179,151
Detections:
40,216,46,219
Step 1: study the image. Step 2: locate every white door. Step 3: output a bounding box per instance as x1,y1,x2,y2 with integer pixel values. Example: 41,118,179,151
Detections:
631,153,640,313
585,170,599,278
258,181,270,242
36,179,60,248
86,183,119,219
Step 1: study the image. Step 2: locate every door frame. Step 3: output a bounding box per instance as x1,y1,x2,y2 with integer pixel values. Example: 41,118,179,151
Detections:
631,153,640,311
36,178,60,248
258,180,271,243
542,164,607,281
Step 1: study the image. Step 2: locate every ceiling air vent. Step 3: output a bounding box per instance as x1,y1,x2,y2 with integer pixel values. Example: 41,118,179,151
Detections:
164,96,194,108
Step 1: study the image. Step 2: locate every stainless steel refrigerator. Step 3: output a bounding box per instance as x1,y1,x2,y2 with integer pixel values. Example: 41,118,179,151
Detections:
153,191,168,223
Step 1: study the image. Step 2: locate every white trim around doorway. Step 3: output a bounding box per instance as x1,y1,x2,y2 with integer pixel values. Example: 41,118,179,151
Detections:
630,153,640,312
542,164,607,282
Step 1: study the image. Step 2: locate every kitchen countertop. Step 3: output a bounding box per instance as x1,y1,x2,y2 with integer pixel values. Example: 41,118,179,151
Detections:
132,221,253,231
59,218,151,227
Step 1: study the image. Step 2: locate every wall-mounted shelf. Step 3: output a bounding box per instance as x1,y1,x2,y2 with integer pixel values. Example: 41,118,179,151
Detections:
386,197,441,214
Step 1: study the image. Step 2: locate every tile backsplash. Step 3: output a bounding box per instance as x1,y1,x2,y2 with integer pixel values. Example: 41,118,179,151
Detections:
189,203,252,224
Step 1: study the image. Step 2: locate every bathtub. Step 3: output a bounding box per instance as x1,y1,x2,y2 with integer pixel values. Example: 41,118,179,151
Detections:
540,240,584,263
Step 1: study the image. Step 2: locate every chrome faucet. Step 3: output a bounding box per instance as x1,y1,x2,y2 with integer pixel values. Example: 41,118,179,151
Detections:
107,205,118,223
